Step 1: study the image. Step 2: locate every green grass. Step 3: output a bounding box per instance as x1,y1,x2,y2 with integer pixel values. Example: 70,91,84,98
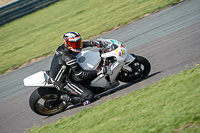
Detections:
27,66,200,133
0,0,181,74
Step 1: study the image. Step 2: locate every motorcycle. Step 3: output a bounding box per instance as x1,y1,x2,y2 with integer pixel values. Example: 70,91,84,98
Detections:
23,38,151,116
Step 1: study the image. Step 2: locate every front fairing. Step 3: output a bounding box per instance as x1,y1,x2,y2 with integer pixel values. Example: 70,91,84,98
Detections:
101,39,128,63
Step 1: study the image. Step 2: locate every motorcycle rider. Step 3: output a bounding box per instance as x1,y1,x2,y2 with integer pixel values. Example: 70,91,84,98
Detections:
49,32,106,106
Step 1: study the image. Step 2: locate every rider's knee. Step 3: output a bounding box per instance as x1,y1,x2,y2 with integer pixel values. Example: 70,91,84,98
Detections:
81,89,94,101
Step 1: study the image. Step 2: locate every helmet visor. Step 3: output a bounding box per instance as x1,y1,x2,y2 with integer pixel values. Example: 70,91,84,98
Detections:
69,39,82,49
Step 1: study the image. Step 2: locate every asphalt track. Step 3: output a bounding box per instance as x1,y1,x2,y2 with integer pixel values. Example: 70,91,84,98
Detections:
0,0,200,132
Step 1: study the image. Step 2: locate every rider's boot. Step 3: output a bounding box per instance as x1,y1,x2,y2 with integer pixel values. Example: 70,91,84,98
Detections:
60,94,90,105
60,94,72,102
60,94,79,103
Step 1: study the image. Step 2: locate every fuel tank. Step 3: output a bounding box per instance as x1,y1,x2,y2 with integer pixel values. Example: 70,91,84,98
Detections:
76,50,101,70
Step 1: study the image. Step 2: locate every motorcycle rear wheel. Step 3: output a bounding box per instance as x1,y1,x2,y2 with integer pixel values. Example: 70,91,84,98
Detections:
117,55,151,83
29,87,68,116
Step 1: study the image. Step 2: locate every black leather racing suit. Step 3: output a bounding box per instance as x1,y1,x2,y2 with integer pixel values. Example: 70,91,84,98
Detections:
49,41,98,103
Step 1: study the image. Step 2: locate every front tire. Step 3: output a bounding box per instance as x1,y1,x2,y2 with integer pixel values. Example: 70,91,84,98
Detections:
29,87,68,116
117,55,151,83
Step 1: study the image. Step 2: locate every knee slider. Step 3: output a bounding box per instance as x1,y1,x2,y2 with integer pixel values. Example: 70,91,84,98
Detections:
81,89,94,101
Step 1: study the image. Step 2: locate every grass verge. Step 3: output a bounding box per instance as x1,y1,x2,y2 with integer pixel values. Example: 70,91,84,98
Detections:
0,0,182,74
27,66,200,133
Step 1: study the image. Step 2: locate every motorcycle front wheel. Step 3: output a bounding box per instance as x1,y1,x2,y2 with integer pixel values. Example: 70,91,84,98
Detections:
29,87,68,116
117,55,151,83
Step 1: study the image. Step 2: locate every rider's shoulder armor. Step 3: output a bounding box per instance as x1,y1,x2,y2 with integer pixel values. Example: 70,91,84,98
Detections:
55,44,70,56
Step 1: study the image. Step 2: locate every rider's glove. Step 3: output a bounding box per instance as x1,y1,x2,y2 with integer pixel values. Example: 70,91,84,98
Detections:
97,66,107,76
92,41,103,48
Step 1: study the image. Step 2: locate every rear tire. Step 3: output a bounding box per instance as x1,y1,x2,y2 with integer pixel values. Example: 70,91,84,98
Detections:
117,55,151,83
29,87,68,116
